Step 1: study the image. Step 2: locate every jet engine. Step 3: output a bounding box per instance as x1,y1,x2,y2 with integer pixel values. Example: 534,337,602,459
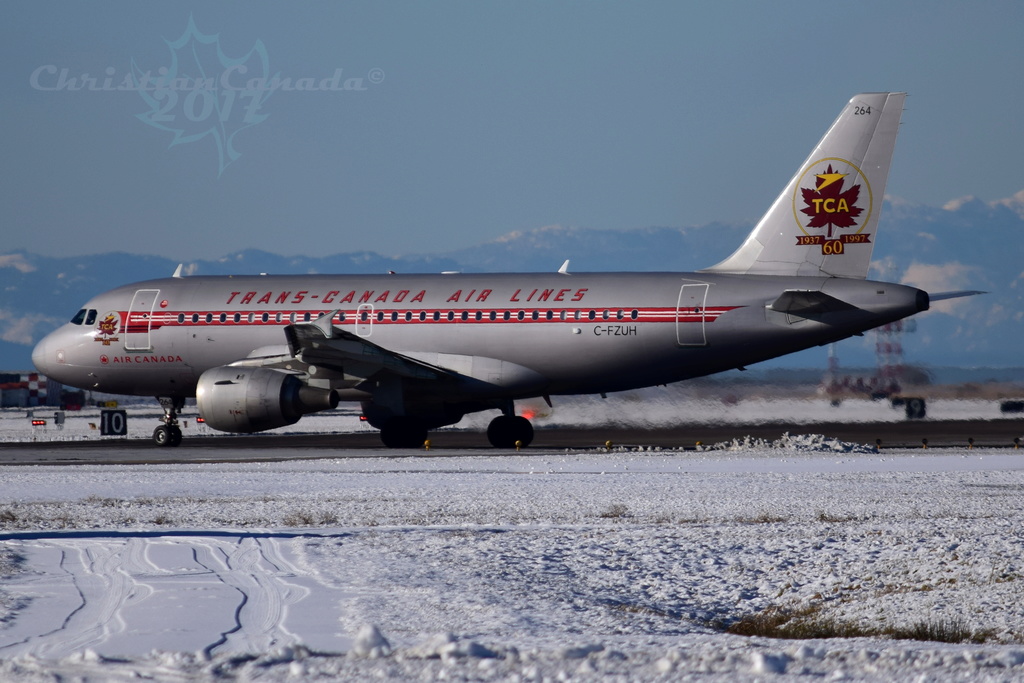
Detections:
196,366,338,433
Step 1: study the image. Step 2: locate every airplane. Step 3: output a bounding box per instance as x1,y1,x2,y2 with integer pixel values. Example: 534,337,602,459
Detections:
31,92,979,448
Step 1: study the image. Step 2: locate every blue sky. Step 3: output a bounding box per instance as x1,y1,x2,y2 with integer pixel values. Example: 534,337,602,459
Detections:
3,1,1022,261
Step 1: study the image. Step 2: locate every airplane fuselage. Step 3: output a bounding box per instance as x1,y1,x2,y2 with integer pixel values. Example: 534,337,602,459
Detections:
34,271,927,401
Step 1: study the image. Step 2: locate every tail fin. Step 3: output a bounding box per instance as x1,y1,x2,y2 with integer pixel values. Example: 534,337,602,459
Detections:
704,92,905,279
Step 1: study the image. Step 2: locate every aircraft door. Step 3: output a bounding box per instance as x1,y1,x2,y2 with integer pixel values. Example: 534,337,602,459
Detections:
125,288,160,351
676,284,709,346
356,303,373,337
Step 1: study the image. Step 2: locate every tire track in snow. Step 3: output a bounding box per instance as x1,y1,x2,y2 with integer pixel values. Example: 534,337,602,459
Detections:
0,539,154,658
191,537,310,656
0,534,327,658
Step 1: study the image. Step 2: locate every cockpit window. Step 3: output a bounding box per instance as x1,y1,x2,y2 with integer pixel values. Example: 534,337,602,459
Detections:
70,309,87,325
85,309,98,326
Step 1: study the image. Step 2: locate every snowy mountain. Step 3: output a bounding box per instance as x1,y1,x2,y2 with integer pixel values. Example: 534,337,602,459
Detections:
1,192,1020,371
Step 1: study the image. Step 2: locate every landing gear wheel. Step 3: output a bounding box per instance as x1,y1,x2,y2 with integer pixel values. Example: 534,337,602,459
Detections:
487,415,534,448
379,417,428,448
153,424,181,447
155,396,185,447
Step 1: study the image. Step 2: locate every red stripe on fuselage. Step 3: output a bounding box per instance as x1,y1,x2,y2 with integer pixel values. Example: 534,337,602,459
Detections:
115,306,741,330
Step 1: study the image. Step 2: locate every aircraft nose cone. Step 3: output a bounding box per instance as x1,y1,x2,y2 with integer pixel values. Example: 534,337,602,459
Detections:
31,334,56,375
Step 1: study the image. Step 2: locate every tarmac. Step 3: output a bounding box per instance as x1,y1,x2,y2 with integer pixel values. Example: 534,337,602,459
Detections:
0,418,1021,465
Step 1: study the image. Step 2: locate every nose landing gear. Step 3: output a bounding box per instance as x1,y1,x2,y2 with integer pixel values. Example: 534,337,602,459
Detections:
154,397,184,447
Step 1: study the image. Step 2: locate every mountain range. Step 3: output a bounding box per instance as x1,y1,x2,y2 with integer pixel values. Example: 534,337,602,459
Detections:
2,191,1021,373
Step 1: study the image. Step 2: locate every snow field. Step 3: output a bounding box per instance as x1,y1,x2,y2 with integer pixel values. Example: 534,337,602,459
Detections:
0,443,1023,679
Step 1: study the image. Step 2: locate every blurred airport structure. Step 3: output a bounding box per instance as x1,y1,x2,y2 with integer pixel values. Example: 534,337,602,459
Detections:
0,373,68,408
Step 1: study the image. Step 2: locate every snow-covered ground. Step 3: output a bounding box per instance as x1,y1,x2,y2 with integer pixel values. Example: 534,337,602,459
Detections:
1,436,1024,681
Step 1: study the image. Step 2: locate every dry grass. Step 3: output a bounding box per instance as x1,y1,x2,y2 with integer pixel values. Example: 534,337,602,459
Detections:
725,604,997,643
598,503,630,519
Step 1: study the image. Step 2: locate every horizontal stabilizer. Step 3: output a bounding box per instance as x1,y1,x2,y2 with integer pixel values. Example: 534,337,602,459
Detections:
928,290,987,302
768,289,858,315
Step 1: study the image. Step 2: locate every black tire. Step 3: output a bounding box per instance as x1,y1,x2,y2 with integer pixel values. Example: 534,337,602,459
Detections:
487,415,514,448
153,425,173,447
509,415,534,447
487,415,534,448
169,425,183,446
905,397,926,420
379,417,428,448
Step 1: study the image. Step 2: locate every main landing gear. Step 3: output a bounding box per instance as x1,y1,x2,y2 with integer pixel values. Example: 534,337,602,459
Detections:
379,416,428,449
376,412,535,449
153,396,184,447
487,413,534,448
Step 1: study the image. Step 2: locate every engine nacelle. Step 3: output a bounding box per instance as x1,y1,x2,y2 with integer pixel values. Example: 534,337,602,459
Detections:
196,366,338,433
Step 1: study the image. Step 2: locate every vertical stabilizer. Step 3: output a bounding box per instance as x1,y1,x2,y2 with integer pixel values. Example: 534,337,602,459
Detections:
704,92,905,279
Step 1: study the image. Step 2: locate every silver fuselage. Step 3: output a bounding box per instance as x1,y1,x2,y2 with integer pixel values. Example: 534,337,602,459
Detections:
33,271,927,404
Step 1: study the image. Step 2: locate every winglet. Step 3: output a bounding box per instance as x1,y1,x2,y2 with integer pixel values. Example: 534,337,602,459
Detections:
558,260,571,275
172,264,184,278
309,310,341,339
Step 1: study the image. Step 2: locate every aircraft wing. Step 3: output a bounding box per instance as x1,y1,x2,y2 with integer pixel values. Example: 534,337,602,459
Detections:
281,312,451,381
229,311,453,383
768,289,858,315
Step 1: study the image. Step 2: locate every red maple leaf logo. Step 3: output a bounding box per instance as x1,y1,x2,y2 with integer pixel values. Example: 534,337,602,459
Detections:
800,164,863,237
98,315,118,336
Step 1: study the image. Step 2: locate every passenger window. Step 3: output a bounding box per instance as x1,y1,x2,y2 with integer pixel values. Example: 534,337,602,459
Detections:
489,311,496,321
432,311,440,321
517,311,525,321
503,311,511,321
545,310,553,320
233,313,241,323
261,312,269,323
391,311,398,322
220,313,227,323
588,310,596,320
177,313,184,324
631,309,638,320
206,313,213,323
71,309,87,325
447,311,454,321
85,310,98,326
192,313,200,323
